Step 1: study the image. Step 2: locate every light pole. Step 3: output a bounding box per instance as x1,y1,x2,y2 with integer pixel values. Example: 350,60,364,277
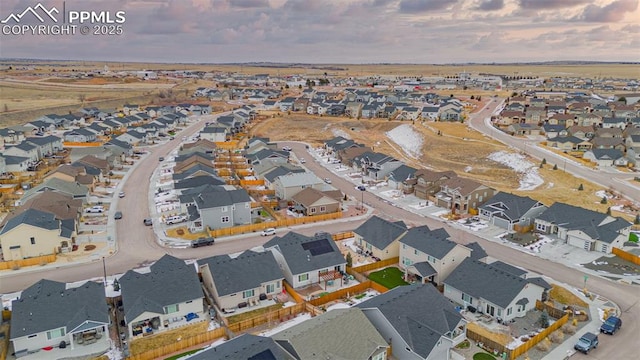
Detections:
102,257,107,287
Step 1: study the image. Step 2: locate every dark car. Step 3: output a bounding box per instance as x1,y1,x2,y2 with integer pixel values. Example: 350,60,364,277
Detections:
114,211,123,220
600,316,622,335
574,332,598,354
143,218,153,226
191,237,215,248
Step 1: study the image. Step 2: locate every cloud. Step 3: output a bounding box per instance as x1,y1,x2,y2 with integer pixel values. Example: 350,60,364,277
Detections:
475,0,504,11
230,0,270,8
398,0,458,13
519,0,590,10
579,0,638,22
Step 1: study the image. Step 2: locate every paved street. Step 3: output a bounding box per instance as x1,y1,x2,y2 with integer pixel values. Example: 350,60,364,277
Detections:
0,109,637,359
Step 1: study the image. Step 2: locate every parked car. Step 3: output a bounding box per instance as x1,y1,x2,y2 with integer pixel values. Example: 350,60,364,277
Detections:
574,332,598,354
282,146,292,151
143,218,153,226
324,178,332,184
356,185,366,191
86,206,104,213
119,191,125,198
261,228,276,236
165,215,187,225
299,158,306,163
114,211,123,220
191,237,215,248
600,316,622,335
159,157,165,161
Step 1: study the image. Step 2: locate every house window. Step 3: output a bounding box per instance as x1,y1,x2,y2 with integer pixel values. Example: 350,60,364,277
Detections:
164,304,179,314
402,257,412,266
366,243,372,250
427,255,436,263
414,249,419,256
462,293,473,304
517,304,525,312
243,289,255,299
221,216,230,223
535,222,546,232
371,351,386,360
601,244,608,252
298,273,309,282
28,334,37,338
497,309,502,317
319,206,326,212
310,207,316,213
30,237,35,245
266,284,275,294
402,244,406,249
507,308,512,316
46,328,65,340
221,206,228,212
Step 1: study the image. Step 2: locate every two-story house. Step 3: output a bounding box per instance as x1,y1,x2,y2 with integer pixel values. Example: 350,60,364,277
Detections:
190,186,251,231
435,177,496,214
353,215,407,260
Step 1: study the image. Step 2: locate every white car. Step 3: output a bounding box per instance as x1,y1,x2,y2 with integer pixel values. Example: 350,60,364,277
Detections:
299,158,306,163
119,191,125,198
324,178,332,184
261,228,276,236
282,146,292,151
86,206,104,213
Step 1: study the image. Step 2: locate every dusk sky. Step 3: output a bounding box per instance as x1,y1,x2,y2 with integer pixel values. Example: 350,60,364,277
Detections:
1,0,639,63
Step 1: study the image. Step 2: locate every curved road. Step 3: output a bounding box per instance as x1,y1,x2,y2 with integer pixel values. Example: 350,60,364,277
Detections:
0,112,637,358
468,100,640,203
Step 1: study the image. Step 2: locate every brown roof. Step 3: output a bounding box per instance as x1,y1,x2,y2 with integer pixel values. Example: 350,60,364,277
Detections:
182,139,217,151
322,189,343,202
567,102,591,109
595,128,623,137
1,191,82,225
440,176,488,196
76,155,109,171
415,169,457,182
339,146,372,161
76,174,95,186
174,155,214,173
291,188,338,207
550,114,575,121
567,125,594,135
500,110,524,118
51,164,86,178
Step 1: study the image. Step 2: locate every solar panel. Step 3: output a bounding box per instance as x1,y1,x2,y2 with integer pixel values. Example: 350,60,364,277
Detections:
302,238,334,256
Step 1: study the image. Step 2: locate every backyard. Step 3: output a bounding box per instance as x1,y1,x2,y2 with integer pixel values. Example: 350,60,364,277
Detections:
368,267,408,289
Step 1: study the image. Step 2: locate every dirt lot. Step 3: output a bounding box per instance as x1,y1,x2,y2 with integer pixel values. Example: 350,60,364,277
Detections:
583,255,640,276
250,114,631,214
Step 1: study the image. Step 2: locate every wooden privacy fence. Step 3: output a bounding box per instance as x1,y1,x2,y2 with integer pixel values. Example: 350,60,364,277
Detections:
0,254,57,270
283,281,305,304
214,141,240,149
332,231,354,241
510,314,569,359
351,257,400,273
346,267,369,283
466,326,509,357
240,179,265,186
226,303,306,333
308,281,372,307
63,141,103,147
208,212,342,237
535,300,568,319
125,327,226,360
612,247,640,265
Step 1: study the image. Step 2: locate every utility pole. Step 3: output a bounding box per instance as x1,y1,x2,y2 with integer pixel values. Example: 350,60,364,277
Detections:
102,257,108,287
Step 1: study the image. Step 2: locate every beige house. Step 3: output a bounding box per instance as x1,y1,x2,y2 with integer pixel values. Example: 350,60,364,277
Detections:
290,188,340,216
353,215,407,260
435,177,496,214
0,209,75,260
199,250,284,312
399,226,471,285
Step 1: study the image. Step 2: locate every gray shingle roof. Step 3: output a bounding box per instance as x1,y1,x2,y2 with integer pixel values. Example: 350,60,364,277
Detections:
388,164,417,182
410,261,437,277
466,242,488,261
399,225,454,259
194,188,251,209
120,255,203,322
0,208,58,235
444,258,541,308
11,280,108,339
264,232,345,275
187,334,294,360
200,250,283,297
271,308,387,360
356,284,462,358
353,215,407,251
488,260,527,277
479,192,542,222
174,175,226,189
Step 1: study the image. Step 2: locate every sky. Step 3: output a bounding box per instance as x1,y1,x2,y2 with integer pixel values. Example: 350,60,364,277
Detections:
0,0,638,64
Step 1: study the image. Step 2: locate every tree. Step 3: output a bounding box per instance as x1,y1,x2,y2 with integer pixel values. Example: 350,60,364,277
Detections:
113,278,120,291
539,309,550,328
346,252,353,268
470,95,475,100
578,184,584,191
553,164,558,170
606,207,612,216
635,214,640,225
601,196,608,204
542,158,547,164
78,94,86,103
618,96,627,103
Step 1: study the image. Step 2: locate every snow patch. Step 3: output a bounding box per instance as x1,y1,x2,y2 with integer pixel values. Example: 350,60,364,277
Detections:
488,151,544,191
386,124,423,159
331,128,351,140
258,313,312,337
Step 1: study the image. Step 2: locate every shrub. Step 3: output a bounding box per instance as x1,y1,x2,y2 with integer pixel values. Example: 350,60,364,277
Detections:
550,330,564,343
578,184,584,191
561,323,576,335
536,337,552,351
601,196,607,204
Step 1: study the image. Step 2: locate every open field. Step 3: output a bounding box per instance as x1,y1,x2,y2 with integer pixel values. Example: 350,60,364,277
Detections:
250,114,635,216
2,60,638,78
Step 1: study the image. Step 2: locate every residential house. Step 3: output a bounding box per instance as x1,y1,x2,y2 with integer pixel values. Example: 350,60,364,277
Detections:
353,215,407,261
246,148,289,165
435,177,496,214
26,135,64,157
3,141,40,163
185,334,295,360
601,117,627,129
10,191,83,222
199,250,284,312
271,308,388,360
264,232,346,290
386,164,418,194
542,124,567,139
116,130,148,145
10,280,109,358
290,187,341,216
546,136,592,152
422,106,440,121
0,209,76,260
443,258,546,321
2,155,31,173
414,170,457,200
190,186,251,231
479,192,548,231
506,123,542,136
590,136,626,151
273,172,324,200
534,202,632,253
120,255,205,338
567,125,595,140
0,128,25,145
399,226,471,285
575,113,602,127
356,284,466,360
200,126,227,142
353,151,403,180
439,105,462,121
63,128,97,143
22,178,89,202
583,149,628,167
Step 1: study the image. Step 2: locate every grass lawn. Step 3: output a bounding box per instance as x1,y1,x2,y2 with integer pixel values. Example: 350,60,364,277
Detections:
473,353,496,360
368,267,408,289
165,348,202,360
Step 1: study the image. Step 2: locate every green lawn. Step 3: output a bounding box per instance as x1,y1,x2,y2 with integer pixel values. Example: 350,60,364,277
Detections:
473,353,496,360
165,349,201,360
368,267,408,289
